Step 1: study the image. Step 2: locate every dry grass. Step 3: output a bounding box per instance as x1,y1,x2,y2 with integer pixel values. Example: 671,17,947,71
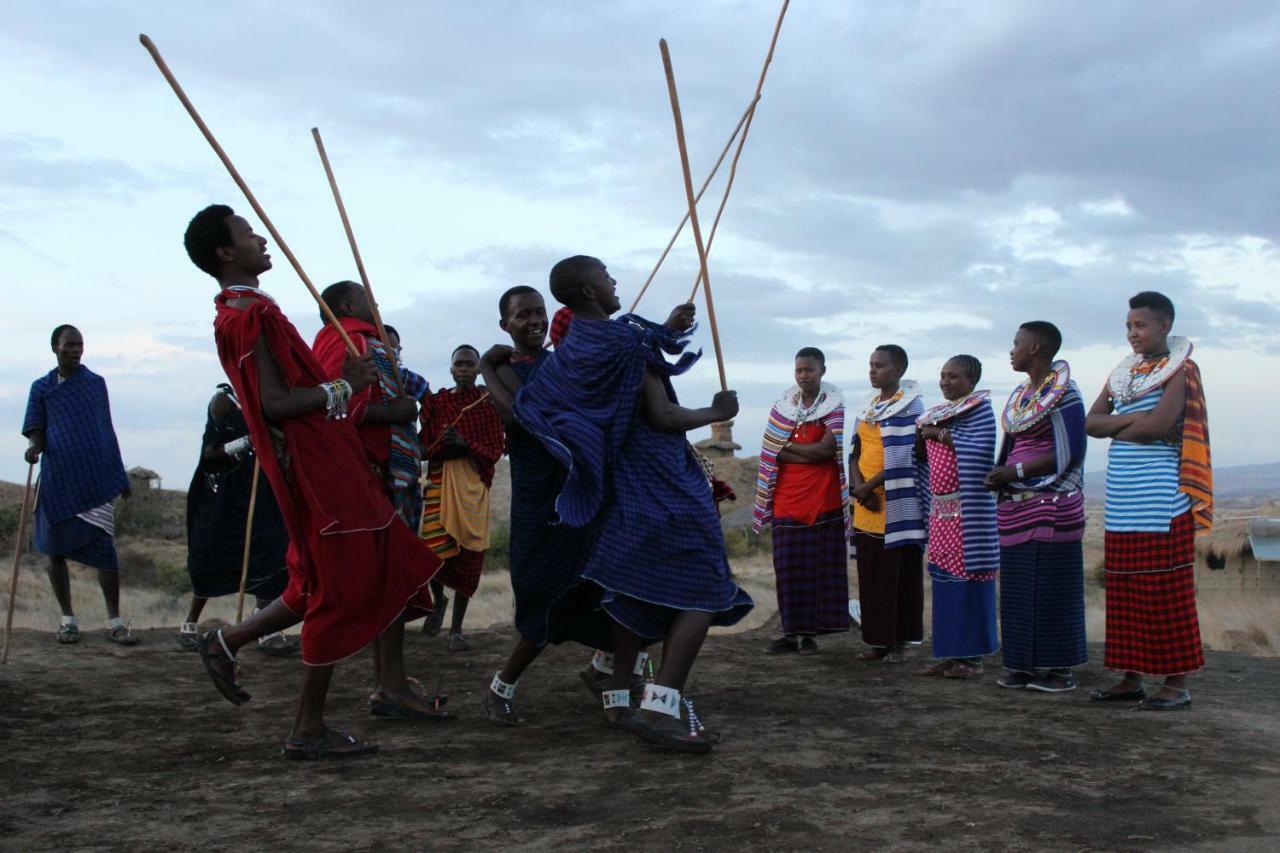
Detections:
4,548,1278,657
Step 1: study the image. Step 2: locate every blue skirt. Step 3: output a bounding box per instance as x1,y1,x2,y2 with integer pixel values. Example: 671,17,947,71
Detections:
929,566,998,659
34,510,119,572
998,540,1087,671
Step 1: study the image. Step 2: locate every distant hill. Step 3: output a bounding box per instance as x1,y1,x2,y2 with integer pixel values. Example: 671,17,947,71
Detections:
1084,462,1279,503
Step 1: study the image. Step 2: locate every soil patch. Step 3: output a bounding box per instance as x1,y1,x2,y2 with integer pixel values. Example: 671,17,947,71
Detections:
2,626,1278,851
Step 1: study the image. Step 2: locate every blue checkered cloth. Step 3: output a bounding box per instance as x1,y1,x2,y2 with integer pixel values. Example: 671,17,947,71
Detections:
506,352,610,648
515,314,753,640
23,367,128,525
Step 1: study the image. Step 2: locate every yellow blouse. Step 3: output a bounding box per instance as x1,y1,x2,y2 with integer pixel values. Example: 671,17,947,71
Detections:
853,418,886,534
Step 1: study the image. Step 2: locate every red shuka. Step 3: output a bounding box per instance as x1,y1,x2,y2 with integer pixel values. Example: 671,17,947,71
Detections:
313,316,389,465
419,385,505,487
213,290,440,665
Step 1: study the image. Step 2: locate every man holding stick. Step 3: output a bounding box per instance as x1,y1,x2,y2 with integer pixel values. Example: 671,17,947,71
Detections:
514,256,752,752
179,383,293,654
183,204,447,760
417,345,504,650
22,324,137,646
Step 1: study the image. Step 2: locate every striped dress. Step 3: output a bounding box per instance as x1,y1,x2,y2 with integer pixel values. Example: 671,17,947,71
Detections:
921,399,1000,660
853,390,925,648
996,377,1088,673
1103,380,1204,676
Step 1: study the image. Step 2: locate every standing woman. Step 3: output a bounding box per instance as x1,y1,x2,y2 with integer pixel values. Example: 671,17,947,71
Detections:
1086,291,1211,710
753,347,850,654
915,356,999,678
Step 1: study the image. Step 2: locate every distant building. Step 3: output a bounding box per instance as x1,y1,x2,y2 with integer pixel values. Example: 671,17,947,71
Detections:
128,466,162,491
694,420,740,459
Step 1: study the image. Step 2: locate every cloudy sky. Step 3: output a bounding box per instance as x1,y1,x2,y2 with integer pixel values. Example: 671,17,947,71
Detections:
3,0,1279,487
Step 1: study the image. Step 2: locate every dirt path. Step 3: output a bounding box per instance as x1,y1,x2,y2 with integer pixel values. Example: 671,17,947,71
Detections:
2,624,1278,852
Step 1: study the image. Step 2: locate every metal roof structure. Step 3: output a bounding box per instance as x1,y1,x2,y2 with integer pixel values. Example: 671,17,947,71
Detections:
1248,518,1280,563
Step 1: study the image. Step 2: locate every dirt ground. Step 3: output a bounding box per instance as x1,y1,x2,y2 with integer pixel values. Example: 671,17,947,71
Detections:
2,623,1279,853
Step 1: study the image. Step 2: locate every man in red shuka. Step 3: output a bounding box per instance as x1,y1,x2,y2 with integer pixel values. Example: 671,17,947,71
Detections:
182,204,448,761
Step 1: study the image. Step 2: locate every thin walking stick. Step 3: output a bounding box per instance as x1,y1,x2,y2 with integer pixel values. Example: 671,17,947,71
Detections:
660,39,728,392
627,94,759,314
2,463,37,664
138,34,358,357
235,457,262,624
687,0,790,304
311,127,403,392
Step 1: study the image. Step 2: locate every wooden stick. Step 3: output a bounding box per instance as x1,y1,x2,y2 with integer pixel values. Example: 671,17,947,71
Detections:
687,0,790,304
311,127,404,392
627,94,760,314
2,464,37,664
660,39,728,392
235,457,262,624
422,391,492,455
138,34,358,357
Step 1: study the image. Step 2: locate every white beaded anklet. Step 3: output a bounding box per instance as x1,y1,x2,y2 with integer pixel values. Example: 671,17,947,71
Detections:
490,673,517,700
639,683,681,718
602,689,631,710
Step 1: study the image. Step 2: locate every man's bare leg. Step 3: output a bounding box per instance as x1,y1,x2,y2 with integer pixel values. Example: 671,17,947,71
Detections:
636,611,715,750
97,568,122,620
373,616,447,716
47,556,73,616
185,596,209,625
214,598,301,654
449,594,470,636
292,663,335,740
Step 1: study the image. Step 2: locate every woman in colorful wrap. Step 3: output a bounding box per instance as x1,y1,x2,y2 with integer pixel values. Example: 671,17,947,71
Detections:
419,345,505,650
849,345,926,663
753,347,850,655
915,355,999,679
985,321,1088,694
1086,291,1212,711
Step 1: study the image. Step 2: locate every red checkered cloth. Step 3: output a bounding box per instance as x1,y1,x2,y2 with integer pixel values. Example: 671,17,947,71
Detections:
433,547,486,598
420,386,505,487
550,307,574,348
1103,510,1203,676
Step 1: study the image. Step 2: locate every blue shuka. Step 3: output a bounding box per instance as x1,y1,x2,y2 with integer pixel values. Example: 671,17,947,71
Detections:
506,352,611,649
515,314,753,640
22,366,128,570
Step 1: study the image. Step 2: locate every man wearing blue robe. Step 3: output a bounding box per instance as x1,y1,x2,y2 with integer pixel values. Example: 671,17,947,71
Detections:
22,325,136,645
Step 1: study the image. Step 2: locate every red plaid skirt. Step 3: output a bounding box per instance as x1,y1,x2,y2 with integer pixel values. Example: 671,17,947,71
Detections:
1103,511,1203,676
433,547,486,598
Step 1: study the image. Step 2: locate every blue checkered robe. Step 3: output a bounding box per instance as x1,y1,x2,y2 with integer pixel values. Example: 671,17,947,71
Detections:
23,367,128,524
23,366,128,570
515,314,753,640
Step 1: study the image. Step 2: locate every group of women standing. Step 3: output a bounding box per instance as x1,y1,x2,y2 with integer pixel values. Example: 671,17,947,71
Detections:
752,292,1212,709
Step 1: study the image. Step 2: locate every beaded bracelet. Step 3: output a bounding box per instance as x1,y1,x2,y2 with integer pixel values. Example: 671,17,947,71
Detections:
321,379,353,420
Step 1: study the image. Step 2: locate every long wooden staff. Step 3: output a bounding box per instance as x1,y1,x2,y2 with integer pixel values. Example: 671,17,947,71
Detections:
311,127,403,391
234,457,262,624
2,464,37,664
627,94,759,314
138,34,358,358
660,39,728,392
687,0,790,304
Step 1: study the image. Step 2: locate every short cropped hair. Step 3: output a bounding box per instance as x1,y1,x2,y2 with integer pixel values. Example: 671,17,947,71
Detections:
1018,321,1062,359
320,280,362,323
948,354,982,384
795,346,826,366
50,324,78,349
451,344,479,359
874,344,908,372
184,204,236,278
383,324,399,341
549,255,604,307
1129,290,1175,324
499,285,539,319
